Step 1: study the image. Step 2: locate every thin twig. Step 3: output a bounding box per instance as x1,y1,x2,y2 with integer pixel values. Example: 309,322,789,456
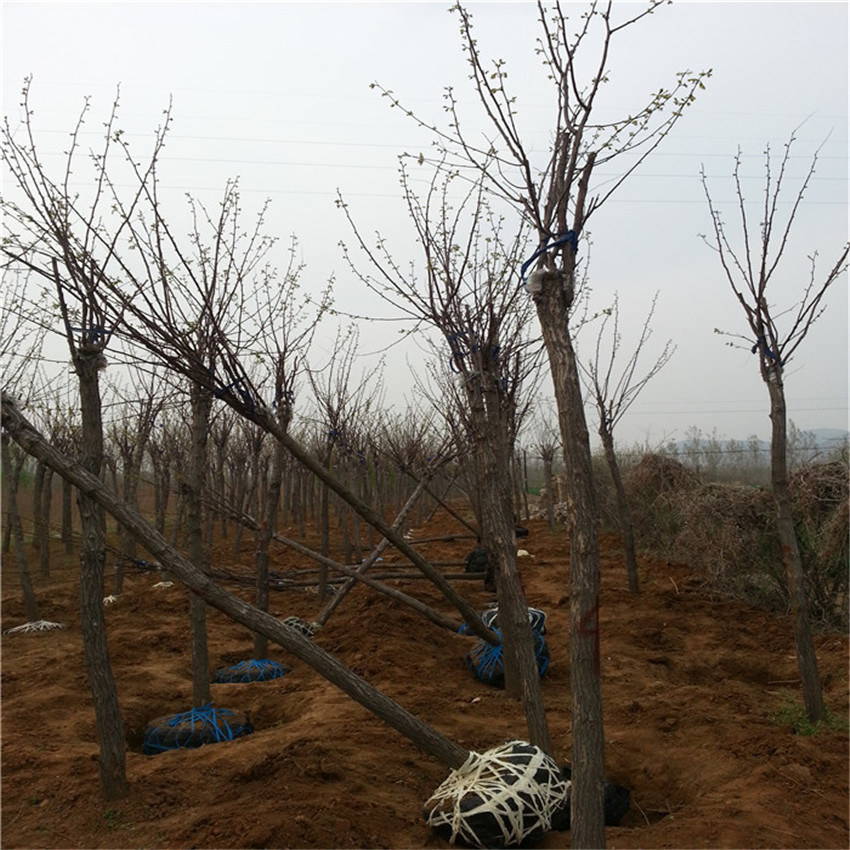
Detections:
769,764,827,799
631,796,651,826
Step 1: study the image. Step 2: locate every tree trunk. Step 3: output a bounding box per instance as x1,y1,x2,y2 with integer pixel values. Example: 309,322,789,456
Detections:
170,486,186,546
150,449,169,536
105,456,120,535
62,476,74,553
599,425,639,593
418,474,478,536
272,530,462,633
532,266,605,847
512,452,523,522
115,456,141,594
319,445,333,599
39,468,54,577
187,384,213,708
231,464,247,556
521,450,530,522
253,410,287,659
542,450,556,531
2,498,11,553
73,351,127,802
468,376,552,754
32,461,46,551
2,432,40,622
214,438,229,540
767,374,825,722
1,391,470,771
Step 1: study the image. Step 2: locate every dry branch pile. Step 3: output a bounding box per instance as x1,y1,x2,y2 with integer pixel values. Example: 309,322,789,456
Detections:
625,456,848,630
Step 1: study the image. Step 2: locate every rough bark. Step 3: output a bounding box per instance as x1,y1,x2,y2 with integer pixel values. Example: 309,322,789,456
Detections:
468,375,552,754
532,265,605,846
254,409,287,659
599,425,639,593
767,373,825,722
73,350,127,802
39,468,54,577
187,384,213,708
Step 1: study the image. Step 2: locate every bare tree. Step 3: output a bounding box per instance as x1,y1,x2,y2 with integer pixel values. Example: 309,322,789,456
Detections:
340,165,552,753
3,79,497,653
0,79,167,800
145,404,181,537
580,293,675,592
371,3,710,841
249,242,328,658
701,129,849,723
306,324,377,587
376,406,455,533
33,390,76,577
140,178,276,707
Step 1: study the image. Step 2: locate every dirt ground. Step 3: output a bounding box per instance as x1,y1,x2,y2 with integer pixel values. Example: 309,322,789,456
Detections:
2,510,848,849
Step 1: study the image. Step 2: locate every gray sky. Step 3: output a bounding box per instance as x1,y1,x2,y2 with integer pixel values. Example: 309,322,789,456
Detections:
3,1,847,449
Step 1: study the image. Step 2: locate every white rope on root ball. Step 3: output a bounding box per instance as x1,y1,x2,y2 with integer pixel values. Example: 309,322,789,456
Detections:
3,620,66,635
424,740,570,848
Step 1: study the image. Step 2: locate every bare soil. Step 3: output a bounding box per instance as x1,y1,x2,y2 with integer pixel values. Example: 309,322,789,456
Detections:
2,512,848,849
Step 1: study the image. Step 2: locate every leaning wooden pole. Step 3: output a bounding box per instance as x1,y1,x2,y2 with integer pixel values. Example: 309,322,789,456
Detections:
242,402,499,645
314,474,431,628
271,530,463,634
1,392,470,769
203,485,462,632
410,470,479,536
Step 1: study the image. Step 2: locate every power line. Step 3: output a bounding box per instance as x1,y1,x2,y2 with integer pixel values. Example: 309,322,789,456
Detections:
26,126,849,162
21,148,850,183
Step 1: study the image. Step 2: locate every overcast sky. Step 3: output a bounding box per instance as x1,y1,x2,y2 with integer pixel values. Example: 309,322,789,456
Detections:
2,1,847,449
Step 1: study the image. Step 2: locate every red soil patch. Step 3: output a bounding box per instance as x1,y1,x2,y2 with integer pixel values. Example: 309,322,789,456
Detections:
2,514,848,849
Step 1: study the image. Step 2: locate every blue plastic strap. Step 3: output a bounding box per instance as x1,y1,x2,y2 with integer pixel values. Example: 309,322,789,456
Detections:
751,335,781,365
520,231,578,287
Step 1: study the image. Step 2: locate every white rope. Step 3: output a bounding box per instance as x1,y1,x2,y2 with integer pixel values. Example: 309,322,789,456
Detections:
3,620,66,635
481,605,547,634
425,740,569,848
281,615,316,638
